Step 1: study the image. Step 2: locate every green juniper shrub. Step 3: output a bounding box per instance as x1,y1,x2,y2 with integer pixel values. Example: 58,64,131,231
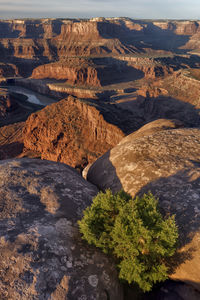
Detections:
78,189,132,252
78,190,178,292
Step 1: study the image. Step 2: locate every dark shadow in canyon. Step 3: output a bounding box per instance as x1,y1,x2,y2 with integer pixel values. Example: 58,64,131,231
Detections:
94,59,145,86
0,19,63,39
156,54,200,70
8,57,50,77
97,20,191,54
125,279,200,300
0,142,24,160
140,22,190,53
115,95,200,131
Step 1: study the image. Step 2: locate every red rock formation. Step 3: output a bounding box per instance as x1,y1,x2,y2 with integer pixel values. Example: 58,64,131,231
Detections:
23,96,125,170
137,85,168,98
133,63,173,79
1,18,200,78
31,59,102,87
118,57,173,79
31,56,146,89
162,70,200,108
153,20,200,35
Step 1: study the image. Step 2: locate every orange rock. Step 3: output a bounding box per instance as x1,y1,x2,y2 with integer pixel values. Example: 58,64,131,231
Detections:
23,96,125,170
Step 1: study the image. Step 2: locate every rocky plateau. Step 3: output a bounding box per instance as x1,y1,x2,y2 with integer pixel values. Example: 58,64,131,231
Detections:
0,158,123,299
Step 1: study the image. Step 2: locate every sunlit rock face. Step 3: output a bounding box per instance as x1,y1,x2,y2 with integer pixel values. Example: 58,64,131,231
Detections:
0,158,123,300
87,124,200,291
1,18,200,65
22,96,125,170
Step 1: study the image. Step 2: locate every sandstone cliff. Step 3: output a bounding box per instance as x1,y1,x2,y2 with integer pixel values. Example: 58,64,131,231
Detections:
1,18,200,70
31,60,101,87
162,70,200,108
30,57,145,88
23,96,125,170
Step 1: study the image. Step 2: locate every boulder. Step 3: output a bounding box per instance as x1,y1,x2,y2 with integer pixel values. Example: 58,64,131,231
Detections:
87,125,200,290
0,158,123,300
118,119,184,145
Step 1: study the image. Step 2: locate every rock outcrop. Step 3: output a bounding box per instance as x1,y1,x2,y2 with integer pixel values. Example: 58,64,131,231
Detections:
23,96,125,170
31,59,102,87
30,57,144,88
162,70,200,108
87,124,200,290
0,158,123,299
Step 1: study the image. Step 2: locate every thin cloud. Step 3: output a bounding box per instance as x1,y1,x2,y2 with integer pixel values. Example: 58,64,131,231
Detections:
0,0,199,19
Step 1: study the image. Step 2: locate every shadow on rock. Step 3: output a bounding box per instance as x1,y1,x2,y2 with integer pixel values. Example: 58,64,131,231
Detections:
87,150,123,193
0,142,24,160
117,95,200,130
137,168,200,248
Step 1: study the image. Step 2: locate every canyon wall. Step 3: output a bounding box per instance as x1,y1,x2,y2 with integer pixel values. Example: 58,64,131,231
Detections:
31,58,101,86
30,56,146,87
1,18,200,68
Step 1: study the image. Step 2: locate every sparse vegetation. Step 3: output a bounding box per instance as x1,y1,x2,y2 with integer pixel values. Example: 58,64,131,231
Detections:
78,190,178,292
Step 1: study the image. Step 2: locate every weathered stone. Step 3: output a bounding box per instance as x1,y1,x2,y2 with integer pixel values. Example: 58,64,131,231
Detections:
0,158,123,300
87,125,200,291
23,96,125,170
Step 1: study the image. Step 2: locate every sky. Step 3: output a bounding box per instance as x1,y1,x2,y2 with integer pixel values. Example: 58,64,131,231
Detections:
0,0,200,20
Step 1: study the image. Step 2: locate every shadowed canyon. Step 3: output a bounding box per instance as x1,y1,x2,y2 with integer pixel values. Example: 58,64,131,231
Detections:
0,17,200,299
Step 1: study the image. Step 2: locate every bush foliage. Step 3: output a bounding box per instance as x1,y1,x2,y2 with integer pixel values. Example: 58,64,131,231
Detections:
78,190,178,292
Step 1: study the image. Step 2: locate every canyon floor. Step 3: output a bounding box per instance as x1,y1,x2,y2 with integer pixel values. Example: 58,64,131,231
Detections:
0,17,200,299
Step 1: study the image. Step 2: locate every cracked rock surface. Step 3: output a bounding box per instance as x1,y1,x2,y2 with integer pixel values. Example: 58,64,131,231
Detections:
0,158,123,300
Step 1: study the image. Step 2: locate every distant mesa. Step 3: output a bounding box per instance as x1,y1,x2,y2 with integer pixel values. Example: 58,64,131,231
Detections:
0,18,200,70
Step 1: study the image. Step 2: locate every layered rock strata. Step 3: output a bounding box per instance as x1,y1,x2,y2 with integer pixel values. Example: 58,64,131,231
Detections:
1,18,200,68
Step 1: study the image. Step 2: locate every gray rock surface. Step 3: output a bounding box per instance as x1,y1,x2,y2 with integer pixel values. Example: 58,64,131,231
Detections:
0,158,123,300
87,126,200,291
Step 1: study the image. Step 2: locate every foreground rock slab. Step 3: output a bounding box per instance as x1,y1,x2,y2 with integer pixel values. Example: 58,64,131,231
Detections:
0,158,123,300
87,124,200,290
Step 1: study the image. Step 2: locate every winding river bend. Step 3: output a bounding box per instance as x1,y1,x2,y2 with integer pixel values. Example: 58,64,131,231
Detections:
7,85,57,106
